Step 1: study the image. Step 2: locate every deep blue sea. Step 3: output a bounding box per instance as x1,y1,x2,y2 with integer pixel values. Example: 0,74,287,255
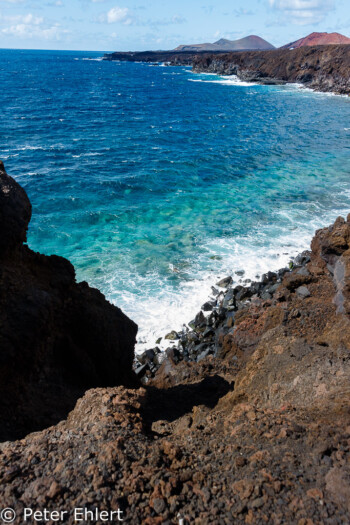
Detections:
1,49,350,350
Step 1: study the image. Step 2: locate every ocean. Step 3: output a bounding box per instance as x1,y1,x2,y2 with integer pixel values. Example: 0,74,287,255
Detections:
1,49,350,351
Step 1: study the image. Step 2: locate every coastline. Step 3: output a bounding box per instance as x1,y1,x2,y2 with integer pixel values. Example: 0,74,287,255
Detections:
1,45,350,521
104,45,350,96
192,45,350,96
134,247,311,381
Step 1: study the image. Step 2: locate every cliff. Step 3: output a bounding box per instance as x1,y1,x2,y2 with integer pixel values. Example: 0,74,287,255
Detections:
0,161,137,441
0,164,350,523
192,44,350,95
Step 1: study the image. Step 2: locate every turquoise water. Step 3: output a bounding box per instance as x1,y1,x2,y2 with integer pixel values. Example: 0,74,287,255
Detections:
1,50,350,349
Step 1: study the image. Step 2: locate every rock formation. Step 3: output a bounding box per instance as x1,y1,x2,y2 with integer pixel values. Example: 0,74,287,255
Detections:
0,165,350,522
0,161,137,441
192,44,350,95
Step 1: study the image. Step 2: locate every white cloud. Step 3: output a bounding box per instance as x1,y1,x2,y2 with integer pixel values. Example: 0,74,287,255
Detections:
1,12,70,40
269,0,334,25
10,14,43,24
106,6,129,23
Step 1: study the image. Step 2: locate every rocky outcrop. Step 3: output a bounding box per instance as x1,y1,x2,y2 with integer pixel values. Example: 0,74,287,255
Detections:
0,162,137,441
192,44,350,95
103,50,202,65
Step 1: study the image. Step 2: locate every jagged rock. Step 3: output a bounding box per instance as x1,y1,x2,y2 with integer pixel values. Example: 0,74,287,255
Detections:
194,310,206,327
201,300,215,311
0,162,137,441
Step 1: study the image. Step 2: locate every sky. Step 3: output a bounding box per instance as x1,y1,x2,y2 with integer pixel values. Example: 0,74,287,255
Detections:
0,0,349,51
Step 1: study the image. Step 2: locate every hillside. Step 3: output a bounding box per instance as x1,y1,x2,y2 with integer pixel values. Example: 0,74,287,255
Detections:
282,31,350,49
175,34,275,52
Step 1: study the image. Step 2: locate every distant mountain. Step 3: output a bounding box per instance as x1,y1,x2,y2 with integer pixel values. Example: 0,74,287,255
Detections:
174,35,275,52
281,32,350,49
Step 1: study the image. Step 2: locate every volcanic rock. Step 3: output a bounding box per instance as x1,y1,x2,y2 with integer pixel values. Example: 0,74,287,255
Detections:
0,162,137,441
193,45,350,95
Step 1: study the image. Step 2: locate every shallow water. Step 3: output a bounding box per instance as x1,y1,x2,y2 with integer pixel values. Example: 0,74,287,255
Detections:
1,49,350,350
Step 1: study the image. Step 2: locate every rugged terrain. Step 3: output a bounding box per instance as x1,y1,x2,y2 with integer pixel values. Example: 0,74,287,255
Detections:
192,44,350,95
0,162,137,442
0,165,350,523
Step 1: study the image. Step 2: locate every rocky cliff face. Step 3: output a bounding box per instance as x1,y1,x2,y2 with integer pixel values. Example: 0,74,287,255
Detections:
0,161,137,441
0,169,350,523
193,44,350,95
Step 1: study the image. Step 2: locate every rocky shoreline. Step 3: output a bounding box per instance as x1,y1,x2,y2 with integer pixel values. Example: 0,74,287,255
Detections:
103,45,350,96
134,253,311,382
102,50,219,66
192,45,350,95
1,163,350,523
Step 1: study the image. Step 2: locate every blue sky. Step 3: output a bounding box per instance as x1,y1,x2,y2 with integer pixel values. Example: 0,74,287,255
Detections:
0,0,349,51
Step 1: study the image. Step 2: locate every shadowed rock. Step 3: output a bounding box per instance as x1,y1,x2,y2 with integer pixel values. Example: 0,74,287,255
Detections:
0,162,138,441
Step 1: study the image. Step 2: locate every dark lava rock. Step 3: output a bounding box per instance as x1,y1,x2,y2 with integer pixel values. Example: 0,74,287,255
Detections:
194,310,206,327
216,276,233,288
0,162,137,441
138,348,160,365
0,160,32,254
135,363,149,378
192,45,350,95
261,271,278,284
294,251,311,266
202,300,216,311
223,288,235,308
